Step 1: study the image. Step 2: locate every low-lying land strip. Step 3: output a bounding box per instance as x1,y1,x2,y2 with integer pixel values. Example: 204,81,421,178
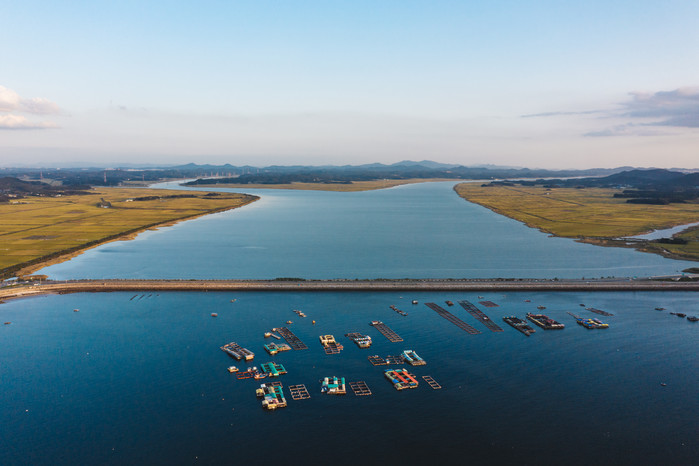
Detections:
454,184,699,261
0,188,258,278
2,278,698,301
182,178,458,192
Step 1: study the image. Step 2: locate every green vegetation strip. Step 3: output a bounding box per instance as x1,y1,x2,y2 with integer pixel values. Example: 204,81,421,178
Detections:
454,184,699,261
0,188,258,278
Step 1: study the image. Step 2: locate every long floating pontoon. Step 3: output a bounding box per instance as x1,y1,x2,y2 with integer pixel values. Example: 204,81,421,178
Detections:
458,300,503,332
425,303,481,335
369,321,403,342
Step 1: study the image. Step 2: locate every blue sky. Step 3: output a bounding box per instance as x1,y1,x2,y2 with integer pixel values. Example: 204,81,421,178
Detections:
1,0,698,168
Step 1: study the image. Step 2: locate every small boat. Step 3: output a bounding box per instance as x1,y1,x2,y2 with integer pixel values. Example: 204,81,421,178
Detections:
211,313,218,317
230,299,236,303
537,305,546,310
524,300,531,303
445,301,454,307
655,307,665,311
687,316,699,322
411,300,418,305
312,320,316,325
286,320,293,324
73,309,79,312
670,312,687,318
3,322,10,325
227,366,239,373
264,332,272,338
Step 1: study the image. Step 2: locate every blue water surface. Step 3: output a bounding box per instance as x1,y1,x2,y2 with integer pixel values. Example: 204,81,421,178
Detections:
36,182,695,280
1,291,697,465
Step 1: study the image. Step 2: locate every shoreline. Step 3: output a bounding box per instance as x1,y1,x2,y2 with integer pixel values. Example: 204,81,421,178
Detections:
2,278,698,301
453,184,699,263
180,178,460,192
5,196,258,279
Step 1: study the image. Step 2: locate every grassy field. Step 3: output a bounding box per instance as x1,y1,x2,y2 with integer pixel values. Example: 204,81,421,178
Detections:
189,178,458,192
0,187,257,277
454,184,699,261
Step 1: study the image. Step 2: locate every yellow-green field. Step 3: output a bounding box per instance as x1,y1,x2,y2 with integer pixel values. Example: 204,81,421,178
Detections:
190,178,458,192
0,188,257,276
454,183,699,261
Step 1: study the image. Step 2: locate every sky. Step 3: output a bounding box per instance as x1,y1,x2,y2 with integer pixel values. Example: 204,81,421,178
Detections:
1,0,698,169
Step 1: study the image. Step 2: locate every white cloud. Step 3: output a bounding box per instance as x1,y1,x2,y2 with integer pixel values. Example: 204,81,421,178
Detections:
0,85,61,114
0,114,59,130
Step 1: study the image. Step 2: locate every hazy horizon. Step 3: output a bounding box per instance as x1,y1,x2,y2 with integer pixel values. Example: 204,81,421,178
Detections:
2,1,698,169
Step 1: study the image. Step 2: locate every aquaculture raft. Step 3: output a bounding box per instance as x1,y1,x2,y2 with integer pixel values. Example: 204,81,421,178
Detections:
384,368,419,390
345,332,372,348
402,350,426,366
289,384,311,400
257,383,287,410
368,355,388,366
275,327,308,350
260,362,288,376
221,342,255,360
421,375,442,389
264,342,291,355
321,376,347,395
349,381,372,396
567,312,609,329
526,313,565,330
478,301,499,308
503,316,536,336
425,303,481,335
458,300,503,332
585,307,614,317
369,321,403,342
319,335,344,354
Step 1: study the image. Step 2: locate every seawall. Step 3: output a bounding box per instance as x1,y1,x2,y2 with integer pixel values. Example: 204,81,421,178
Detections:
2,278,698,301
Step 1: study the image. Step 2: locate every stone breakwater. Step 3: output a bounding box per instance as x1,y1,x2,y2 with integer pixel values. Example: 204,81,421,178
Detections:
2,278,698,301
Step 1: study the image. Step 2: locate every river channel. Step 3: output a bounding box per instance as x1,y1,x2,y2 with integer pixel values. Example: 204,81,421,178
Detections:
36,181,696,279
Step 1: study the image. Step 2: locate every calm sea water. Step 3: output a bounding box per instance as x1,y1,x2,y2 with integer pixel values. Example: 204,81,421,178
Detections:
4,182,698,465
37,182,696,279
1,291,697,465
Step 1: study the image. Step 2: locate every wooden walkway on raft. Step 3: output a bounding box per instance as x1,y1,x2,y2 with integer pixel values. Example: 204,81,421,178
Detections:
349,381,372,396
289,384,310,400
425,303,481,335
458,300,503,332
422,375,442,389
275,327,308,350
369,321,403,342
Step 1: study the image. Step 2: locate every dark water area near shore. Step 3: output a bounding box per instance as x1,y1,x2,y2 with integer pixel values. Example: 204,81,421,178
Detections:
2,290,697,465
36,182,696,280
